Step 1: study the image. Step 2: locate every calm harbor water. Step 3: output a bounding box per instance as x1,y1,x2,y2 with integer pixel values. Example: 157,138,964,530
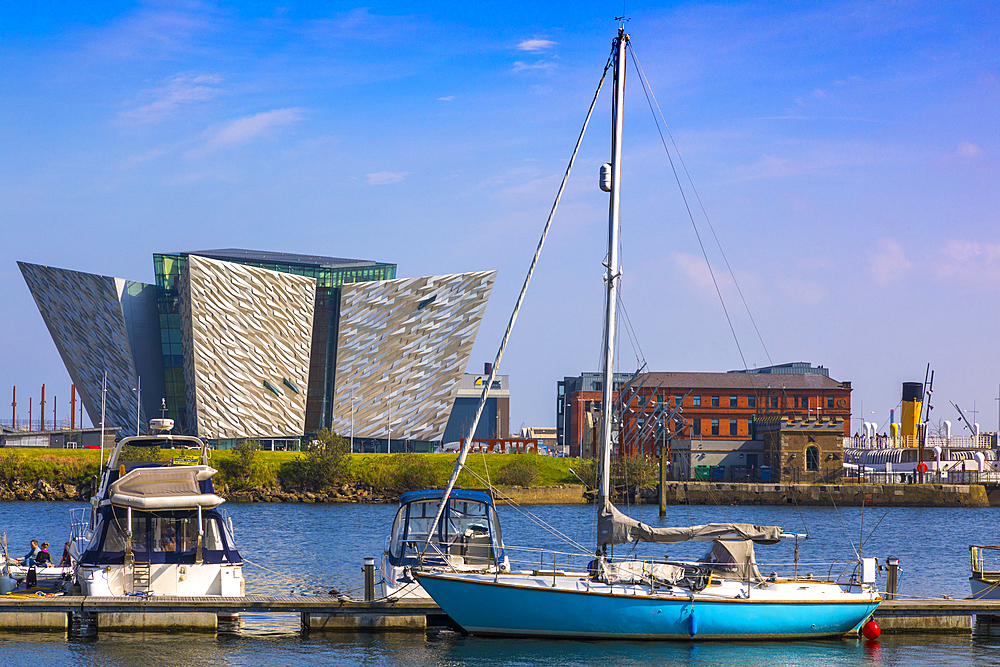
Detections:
2,500,999,665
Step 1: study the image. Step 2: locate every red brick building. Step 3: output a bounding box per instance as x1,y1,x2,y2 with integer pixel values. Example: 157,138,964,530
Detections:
558,365,852,458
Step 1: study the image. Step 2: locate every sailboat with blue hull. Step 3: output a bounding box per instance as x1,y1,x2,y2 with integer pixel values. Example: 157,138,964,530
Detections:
418,572,880,640
415,24,881,640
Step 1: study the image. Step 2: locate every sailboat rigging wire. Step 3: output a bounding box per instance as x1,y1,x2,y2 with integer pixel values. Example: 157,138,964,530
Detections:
827,489,861,562
627,43,774,369
793,494,810,537
624,49,747,374
459,461,592,554
617,295,646,370
420,50,615,558
858,510,890,554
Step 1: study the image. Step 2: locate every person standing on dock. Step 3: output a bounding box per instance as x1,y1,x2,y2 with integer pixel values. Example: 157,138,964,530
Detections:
19,539,39,566
59,542,72,567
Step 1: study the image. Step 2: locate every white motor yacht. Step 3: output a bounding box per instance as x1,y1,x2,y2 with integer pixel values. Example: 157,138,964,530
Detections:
71,419,244,597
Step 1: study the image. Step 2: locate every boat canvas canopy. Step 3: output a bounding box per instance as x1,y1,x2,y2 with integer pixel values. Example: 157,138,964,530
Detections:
109,466,224,510
597,501,785,546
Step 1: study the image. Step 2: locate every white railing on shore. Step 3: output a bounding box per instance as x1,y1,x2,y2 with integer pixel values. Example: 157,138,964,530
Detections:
845,467,1000,485
844,434,998,450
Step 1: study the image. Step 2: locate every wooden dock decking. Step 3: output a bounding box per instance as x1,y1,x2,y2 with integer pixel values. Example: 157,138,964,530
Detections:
1,595,998,634
0,596,445,632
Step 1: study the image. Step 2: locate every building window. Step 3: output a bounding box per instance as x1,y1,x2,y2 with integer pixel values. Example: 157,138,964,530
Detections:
769,396,778,409
729,396,738,407
712,396,720,407
693,396,702,407
729,419,738,436
806,446,819,471
748,395,756,408
693,419,701,436
827,396,834,409
675,394,683,407
794,397,799,409
711,419,719,436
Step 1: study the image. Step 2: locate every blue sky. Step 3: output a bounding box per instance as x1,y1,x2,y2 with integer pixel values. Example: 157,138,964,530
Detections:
2,1,998,434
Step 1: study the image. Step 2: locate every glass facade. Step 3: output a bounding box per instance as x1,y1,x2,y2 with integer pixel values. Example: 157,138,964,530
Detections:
152,250,396,434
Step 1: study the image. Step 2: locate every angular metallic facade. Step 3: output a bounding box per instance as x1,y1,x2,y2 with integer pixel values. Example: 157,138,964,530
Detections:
18,262,164,433
21,252,494,445
180,256,316,439
331,271,496,442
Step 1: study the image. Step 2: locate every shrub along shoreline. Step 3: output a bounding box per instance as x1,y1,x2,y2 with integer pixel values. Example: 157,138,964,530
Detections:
0,440,599,504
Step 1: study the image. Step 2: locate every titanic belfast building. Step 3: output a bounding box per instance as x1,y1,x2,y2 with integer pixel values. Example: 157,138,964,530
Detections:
19,249,495,449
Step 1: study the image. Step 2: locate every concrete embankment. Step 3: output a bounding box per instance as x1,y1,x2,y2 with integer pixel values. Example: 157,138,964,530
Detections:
500,482,990,507
642,482,990,508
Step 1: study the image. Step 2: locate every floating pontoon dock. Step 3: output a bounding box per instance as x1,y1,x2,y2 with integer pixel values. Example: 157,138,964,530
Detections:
1,596,998,635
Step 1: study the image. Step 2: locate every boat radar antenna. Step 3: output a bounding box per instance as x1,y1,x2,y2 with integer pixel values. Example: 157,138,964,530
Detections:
149,418,175,433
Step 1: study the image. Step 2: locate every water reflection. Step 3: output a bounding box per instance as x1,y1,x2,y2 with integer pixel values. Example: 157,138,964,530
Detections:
1,631,993,667
3,501,1000,666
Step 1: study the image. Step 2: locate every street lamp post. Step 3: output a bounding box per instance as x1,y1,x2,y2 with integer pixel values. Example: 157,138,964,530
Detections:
350,391,357,453
133,376,141,436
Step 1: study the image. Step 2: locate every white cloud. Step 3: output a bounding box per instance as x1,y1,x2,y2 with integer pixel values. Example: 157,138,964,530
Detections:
669,251,826,304
670,251,719,291
517,38,556,52
366,171,409,185
199,108,305,152
437,95,456,101
956,141,983,158
870,238,912,284
120,73,222,123
937,240,1000,284
512,60,557,73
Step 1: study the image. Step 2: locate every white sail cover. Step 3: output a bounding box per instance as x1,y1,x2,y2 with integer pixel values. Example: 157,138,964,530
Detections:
109,465,224,509
597,501,784,546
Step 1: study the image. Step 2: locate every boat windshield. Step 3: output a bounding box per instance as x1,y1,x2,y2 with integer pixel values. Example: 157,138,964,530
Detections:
88,510,235,564
388,497,503,566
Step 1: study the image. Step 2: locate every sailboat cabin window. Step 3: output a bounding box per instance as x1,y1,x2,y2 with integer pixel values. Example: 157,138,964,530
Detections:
806,446,820,471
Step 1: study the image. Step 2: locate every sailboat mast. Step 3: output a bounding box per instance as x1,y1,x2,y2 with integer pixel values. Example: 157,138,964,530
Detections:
599,27,627,507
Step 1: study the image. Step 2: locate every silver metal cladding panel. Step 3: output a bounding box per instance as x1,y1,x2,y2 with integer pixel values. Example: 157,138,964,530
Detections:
181,255,316,439
332,270,496,441
18,262,144,431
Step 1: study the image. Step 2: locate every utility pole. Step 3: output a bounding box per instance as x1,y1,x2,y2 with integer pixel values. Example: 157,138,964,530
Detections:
40,384,46,431
11,386,15,428
53,395,57,429
29,397,33,431
70,384,76,430
658,420,667,517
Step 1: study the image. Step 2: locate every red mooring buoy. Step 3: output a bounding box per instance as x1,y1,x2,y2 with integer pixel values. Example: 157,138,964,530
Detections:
862,620,881,640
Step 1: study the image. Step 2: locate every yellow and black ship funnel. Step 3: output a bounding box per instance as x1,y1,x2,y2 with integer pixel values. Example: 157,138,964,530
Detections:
901,382,923,445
